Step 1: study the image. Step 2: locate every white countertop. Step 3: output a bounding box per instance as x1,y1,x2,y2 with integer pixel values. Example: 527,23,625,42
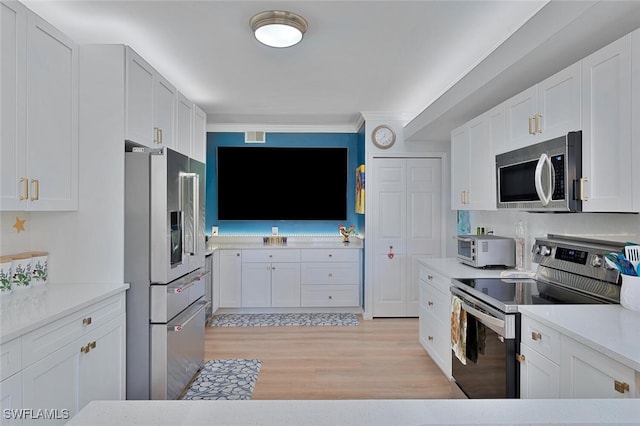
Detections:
0,282,129,343
68,399,640,425
208,236,364,251
417,257,517,279
519,304,640,371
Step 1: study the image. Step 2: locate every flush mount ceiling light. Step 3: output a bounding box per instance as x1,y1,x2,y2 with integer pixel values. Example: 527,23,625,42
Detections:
250,10,308,48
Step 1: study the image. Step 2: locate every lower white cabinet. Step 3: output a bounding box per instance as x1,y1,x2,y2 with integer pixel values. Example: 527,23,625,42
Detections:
219,250,242,307
241,249,301,308
0,292,125,425
518,315,561,399
417,264,452,377
300,249,360,307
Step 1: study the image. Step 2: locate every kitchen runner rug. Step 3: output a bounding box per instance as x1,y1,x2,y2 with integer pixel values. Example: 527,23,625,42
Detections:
209,312,360,327
182,359,262,400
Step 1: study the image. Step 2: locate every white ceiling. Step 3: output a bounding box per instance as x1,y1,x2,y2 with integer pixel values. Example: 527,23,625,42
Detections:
20,1,640,139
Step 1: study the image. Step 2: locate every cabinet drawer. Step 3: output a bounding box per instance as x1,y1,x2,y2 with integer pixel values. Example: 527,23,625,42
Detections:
418,306,449,367
521,316,561,364
301,262,359,285
300,249,359,263
301,285,359,307
0,337,22,381
420,280,450,322
418,266,451,294
22,294,125,367
242,249,301,263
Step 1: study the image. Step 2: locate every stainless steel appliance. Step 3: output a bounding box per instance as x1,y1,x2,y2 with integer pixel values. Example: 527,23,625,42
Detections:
496,131,582,211
450,234,622,399
124,145,208,400
456,235,515,268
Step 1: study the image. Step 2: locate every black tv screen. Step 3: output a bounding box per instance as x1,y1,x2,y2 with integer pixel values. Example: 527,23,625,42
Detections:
217,147,348,221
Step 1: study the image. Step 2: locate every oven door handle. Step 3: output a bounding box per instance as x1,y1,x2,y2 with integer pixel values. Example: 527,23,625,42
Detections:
460,301,506,336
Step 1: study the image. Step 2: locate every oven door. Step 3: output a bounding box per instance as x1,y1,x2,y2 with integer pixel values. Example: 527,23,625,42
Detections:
451,287,519,399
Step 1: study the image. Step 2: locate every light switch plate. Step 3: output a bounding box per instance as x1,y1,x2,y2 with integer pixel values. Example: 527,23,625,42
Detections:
272,227,278,236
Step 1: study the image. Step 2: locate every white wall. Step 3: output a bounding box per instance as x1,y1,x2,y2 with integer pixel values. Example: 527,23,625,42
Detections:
461,210,640,270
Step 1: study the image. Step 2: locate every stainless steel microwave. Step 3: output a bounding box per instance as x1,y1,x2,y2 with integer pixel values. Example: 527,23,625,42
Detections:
496,131,582,212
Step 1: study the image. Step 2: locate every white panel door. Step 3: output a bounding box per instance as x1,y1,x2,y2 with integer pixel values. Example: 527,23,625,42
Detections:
154,76,176,149
372,157,442,317
125,48,154,146
241,262,271,307
271,262,301,307
537,61,581,140
175,92,193,155
505,85,538,151
219,250,242,307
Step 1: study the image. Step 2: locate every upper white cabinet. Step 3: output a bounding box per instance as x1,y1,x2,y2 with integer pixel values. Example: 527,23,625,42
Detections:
503,62,581,153
176,92,193,156
450,103,504,210
125,47,176,149
581,33,633,212
1,1,78,211
633,29,640,213
192,105,207,163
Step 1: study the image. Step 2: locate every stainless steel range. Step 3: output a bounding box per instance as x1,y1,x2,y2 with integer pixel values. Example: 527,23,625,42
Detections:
450,234,623,399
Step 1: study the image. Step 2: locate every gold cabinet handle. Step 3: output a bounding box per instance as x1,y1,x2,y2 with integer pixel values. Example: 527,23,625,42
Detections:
579,177,589,201
80,341,96,354
528,116,535,135
614,380,630,394
82,317,92,326
30,179,39,201
516,353,526,363
535,113,542,134
19,177,29,200
427,275,433,280
328,295,333,299
159,128,163,144
328,273,333,278
428,336,434,341
89,341,96,350
427,301,434,306
531,332,542,341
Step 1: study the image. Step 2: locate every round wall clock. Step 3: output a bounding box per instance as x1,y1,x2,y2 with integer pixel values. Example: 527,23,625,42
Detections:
371,125,396,149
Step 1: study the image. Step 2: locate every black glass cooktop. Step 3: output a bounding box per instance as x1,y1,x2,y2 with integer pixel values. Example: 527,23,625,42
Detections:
452,277,612,313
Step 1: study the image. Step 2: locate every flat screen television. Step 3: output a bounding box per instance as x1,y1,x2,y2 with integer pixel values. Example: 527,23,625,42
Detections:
217,147,348,221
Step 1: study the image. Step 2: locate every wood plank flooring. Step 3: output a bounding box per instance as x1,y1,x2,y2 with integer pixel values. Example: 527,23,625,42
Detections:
205,316,463,400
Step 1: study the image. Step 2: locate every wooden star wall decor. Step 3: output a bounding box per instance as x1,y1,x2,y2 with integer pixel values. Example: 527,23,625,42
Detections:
12,216,26,233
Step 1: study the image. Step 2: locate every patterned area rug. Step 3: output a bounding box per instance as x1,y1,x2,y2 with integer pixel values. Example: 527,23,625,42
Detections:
209,312,360,327
182,359,262,400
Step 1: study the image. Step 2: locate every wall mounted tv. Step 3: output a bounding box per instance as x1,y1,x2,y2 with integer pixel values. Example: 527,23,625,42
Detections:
217,147,348,221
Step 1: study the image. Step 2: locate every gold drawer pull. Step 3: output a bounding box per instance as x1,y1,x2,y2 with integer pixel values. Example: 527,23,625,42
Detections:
531,332,542,341
427,301,433,306
428,336,433,341
80,341,96,354
19,177,29,200
30,179,39,201
328,295,333,299
83,317,92,326
516,353,526,363
427,275,433,280
614,380,630,394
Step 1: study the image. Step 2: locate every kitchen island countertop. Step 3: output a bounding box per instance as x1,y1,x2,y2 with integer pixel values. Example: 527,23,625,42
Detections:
68,399,640,425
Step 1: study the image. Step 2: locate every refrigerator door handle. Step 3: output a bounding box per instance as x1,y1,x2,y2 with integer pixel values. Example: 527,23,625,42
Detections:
192,174,199,257
179,172,198,256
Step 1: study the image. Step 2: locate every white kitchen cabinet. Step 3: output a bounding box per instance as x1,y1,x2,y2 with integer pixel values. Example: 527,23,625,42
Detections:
192,105,207,163
219,250,242,307
125,47,176,149
518,316,561,399
504,62,581,152
633,29,640,212
450,104,503,211
300,249,360,308
0,371,22,425
1,0,78,211
560,335,636,398
581,33,634,212
210,250,220,314
417,264,451,378
175,92,193,156
241,249,301,308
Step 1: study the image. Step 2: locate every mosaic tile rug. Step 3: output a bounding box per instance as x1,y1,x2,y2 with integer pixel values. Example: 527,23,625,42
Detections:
182,359,262,400
209,312,360,327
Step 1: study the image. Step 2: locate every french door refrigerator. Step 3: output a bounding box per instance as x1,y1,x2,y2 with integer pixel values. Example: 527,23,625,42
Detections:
124,146,208,400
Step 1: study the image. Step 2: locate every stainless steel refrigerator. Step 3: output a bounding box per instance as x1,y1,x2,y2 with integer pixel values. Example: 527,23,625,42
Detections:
124,146,208,400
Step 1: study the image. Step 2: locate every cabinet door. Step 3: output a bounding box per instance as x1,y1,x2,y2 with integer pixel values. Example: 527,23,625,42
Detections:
125,48,154,146
153,75,176,149
519,343,560,399
271,262,301,307
219,250,242,307
241,262,271,307
537,61,581,140
1,373,23,426
450,125,468,210
175,92,192,155
0,0,27,211
505,85,538,151
633,29,640,212
581,34,633,212
211,250,220,312
560,336,636,398
192,105,207,163
466,114,493,210
25,12,78,211
78,316,126,409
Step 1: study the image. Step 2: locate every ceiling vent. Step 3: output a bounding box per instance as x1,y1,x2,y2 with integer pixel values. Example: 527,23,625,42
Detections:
245,131,266,144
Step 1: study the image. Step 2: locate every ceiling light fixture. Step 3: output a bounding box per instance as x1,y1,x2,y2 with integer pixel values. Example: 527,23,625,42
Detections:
250,10,308,48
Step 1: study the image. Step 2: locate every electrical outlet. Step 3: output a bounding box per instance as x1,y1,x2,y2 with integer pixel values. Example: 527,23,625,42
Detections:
272,227,278,236
212,226,218,236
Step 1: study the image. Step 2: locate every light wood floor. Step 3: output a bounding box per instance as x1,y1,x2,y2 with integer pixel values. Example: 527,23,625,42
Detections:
205,316,462,400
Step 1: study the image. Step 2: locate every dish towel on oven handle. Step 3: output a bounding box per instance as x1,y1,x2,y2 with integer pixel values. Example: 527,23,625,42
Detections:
451,295,467,365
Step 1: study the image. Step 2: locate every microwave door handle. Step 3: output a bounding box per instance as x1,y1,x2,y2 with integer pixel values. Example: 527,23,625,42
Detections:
534,153,552,206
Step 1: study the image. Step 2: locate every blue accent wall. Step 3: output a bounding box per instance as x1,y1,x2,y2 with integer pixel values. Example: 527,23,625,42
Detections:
206,132,364,236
